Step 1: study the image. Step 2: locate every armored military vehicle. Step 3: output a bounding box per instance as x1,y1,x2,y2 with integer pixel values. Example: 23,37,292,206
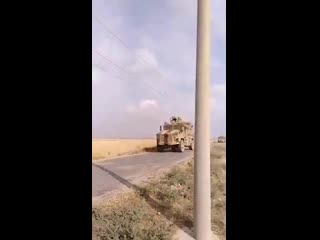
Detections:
156,116,194,152
218,136,226,143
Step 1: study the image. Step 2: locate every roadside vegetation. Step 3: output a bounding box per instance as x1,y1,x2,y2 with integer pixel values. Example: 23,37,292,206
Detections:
93,143,226,240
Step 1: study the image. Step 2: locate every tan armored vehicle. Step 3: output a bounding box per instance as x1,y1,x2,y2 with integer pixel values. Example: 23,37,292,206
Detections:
218,136,226,143
156,116,194,152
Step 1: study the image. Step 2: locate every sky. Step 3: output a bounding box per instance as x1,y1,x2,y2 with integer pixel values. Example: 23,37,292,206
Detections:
92,0,226,138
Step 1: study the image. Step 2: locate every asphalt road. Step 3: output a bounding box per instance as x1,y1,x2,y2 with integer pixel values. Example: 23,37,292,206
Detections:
92,150,193,197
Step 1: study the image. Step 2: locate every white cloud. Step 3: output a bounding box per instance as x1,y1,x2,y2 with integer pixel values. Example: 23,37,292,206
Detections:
125,99,158,114
139,99,158,109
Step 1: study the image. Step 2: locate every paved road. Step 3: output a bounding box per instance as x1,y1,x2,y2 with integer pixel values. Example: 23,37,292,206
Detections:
92,150,193,197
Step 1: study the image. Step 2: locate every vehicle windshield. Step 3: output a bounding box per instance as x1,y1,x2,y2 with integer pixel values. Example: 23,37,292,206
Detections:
163,124,181,131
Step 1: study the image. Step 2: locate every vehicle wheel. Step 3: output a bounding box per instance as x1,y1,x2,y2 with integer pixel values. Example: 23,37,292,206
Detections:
157,146,163,152
189,141,194,150
178,140,185,152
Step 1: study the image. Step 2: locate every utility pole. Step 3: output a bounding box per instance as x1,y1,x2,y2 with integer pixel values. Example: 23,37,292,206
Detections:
194,0,211,239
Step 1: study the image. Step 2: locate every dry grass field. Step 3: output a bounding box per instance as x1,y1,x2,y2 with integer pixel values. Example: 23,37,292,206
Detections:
93,143,226,240
92,139,156,160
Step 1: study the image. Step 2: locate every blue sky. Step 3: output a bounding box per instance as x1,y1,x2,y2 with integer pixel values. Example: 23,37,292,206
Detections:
92,0,226,138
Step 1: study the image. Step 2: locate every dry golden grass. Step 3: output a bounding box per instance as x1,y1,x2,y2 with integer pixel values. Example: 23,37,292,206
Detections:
92,192,176,240
144,143,226,239
92,139,156,160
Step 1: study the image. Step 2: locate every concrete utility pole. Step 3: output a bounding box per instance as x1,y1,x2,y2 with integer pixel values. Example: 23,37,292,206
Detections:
194,0,211,239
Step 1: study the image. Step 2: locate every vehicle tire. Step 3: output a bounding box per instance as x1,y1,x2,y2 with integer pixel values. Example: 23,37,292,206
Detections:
189,141,194,150
157,146,163,152
178,140,185,152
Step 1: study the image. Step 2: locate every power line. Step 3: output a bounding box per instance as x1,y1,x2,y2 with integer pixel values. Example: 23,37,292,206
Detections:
93,63,142,99
92,62,163,102
92,49,167,98
92,49,131,75
94,15,169,78
94,17,130,49
92,63,130,83
93,16,171,94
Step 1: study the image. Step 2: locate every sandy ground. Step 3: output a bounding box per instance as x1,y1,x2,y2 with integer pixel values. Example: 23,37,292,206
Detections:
92,139,156,160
